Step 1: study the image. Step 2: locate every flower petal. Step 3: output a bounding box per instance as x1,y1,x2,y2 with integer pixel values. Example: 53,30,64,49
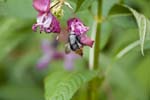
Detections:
37,40,55,69
37,53,52,69
46,15,61,33
64,53,79,70
52,52,64,59
80,34,94,47
41,40,52,53
67,18,89,35
42,13,53,28
32,12,60,33
33,0,50,13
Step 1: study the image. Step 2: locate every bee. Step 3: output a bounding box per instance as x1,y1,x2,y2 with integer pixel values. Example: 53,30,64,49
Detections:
65,33,83,56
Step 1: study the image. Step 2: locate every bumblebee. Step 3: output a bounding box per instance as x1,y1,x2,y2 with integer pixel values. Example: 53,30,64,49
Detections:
65,34,83,56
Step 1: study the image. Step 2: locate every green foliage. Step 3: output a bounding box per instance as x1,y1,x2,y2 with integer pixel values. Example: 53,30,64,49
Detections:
0,0,36,18
0,0,150,100
45,71,97,100
0,85,44,100
75,0,95,12
0,18,33,60
128,6,150,55
109,4,150,56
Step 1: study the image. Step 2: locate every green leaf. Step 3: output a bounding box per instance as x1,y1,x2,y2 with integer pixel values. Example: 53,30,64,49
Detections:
116,40,140,58
134,56,150,96
108,4,150,55
128,7,149,55
75,0,94,12
116,39,150,58
45,70,97,100
108,4,131,16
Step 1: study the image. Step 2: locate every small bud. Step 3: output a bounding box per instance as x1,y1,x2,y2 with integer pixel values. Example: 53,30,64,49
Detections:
50,0,64,18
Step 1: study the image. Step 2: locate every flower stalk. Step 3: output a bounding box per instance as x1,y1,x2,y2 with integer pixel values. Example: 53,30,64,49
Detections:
88,0,102,100
93,0,102,70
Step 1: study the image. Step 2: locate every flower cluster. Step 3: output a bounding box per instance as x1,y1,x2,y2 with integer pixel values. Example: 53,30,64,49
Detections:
32,0,94,56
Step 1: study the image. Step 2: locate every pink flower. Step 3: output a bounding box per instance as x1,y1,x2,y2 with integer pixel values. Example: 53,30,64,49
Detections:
37,39,79,70
67,18,94,47
32,0,61,33
64,53,79,70
33,0,50,13
37,40,58,69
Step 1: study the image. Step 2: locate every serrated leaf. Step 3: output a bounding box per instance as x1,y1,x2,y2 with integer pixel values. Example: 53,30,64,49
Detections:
108,4,150,55
75,0,94,12
45,71,97,100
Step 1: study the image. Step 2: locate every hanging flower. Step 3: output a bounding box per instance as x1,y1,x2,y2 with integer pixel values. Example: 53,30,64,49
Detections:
66,18,94,56
67,18,94,47
37,39,79,70
32,0,61,33
37,39,60,69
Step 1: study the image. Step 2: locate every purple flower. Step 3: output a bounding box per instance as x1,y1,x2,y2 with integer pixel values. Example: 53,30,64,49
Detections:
68,18,89,35
33,0,50,13
64,53,79,70
32,0,61,33
37,40,56,69
37,39,79,70
67,18,94,47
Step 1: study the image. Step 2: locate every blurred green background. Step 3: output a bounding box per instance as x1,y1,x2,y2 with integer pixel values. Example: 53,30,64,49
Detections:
0,0,150,100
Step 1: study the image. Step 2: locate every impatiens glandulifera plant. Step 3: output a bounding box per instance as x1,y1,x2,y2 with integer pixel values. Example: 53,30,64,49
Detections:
32,0,94,56
31,0,150,100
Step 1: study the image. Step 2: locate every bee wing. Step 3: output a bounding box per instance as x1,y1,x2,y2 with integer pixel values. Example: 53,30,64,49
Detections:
65,43,71,54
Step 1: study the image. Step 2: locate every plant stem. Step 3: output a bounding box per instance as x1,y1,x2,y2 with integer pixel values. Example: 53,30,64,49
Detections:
94,0,102,70
88,0,102,100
